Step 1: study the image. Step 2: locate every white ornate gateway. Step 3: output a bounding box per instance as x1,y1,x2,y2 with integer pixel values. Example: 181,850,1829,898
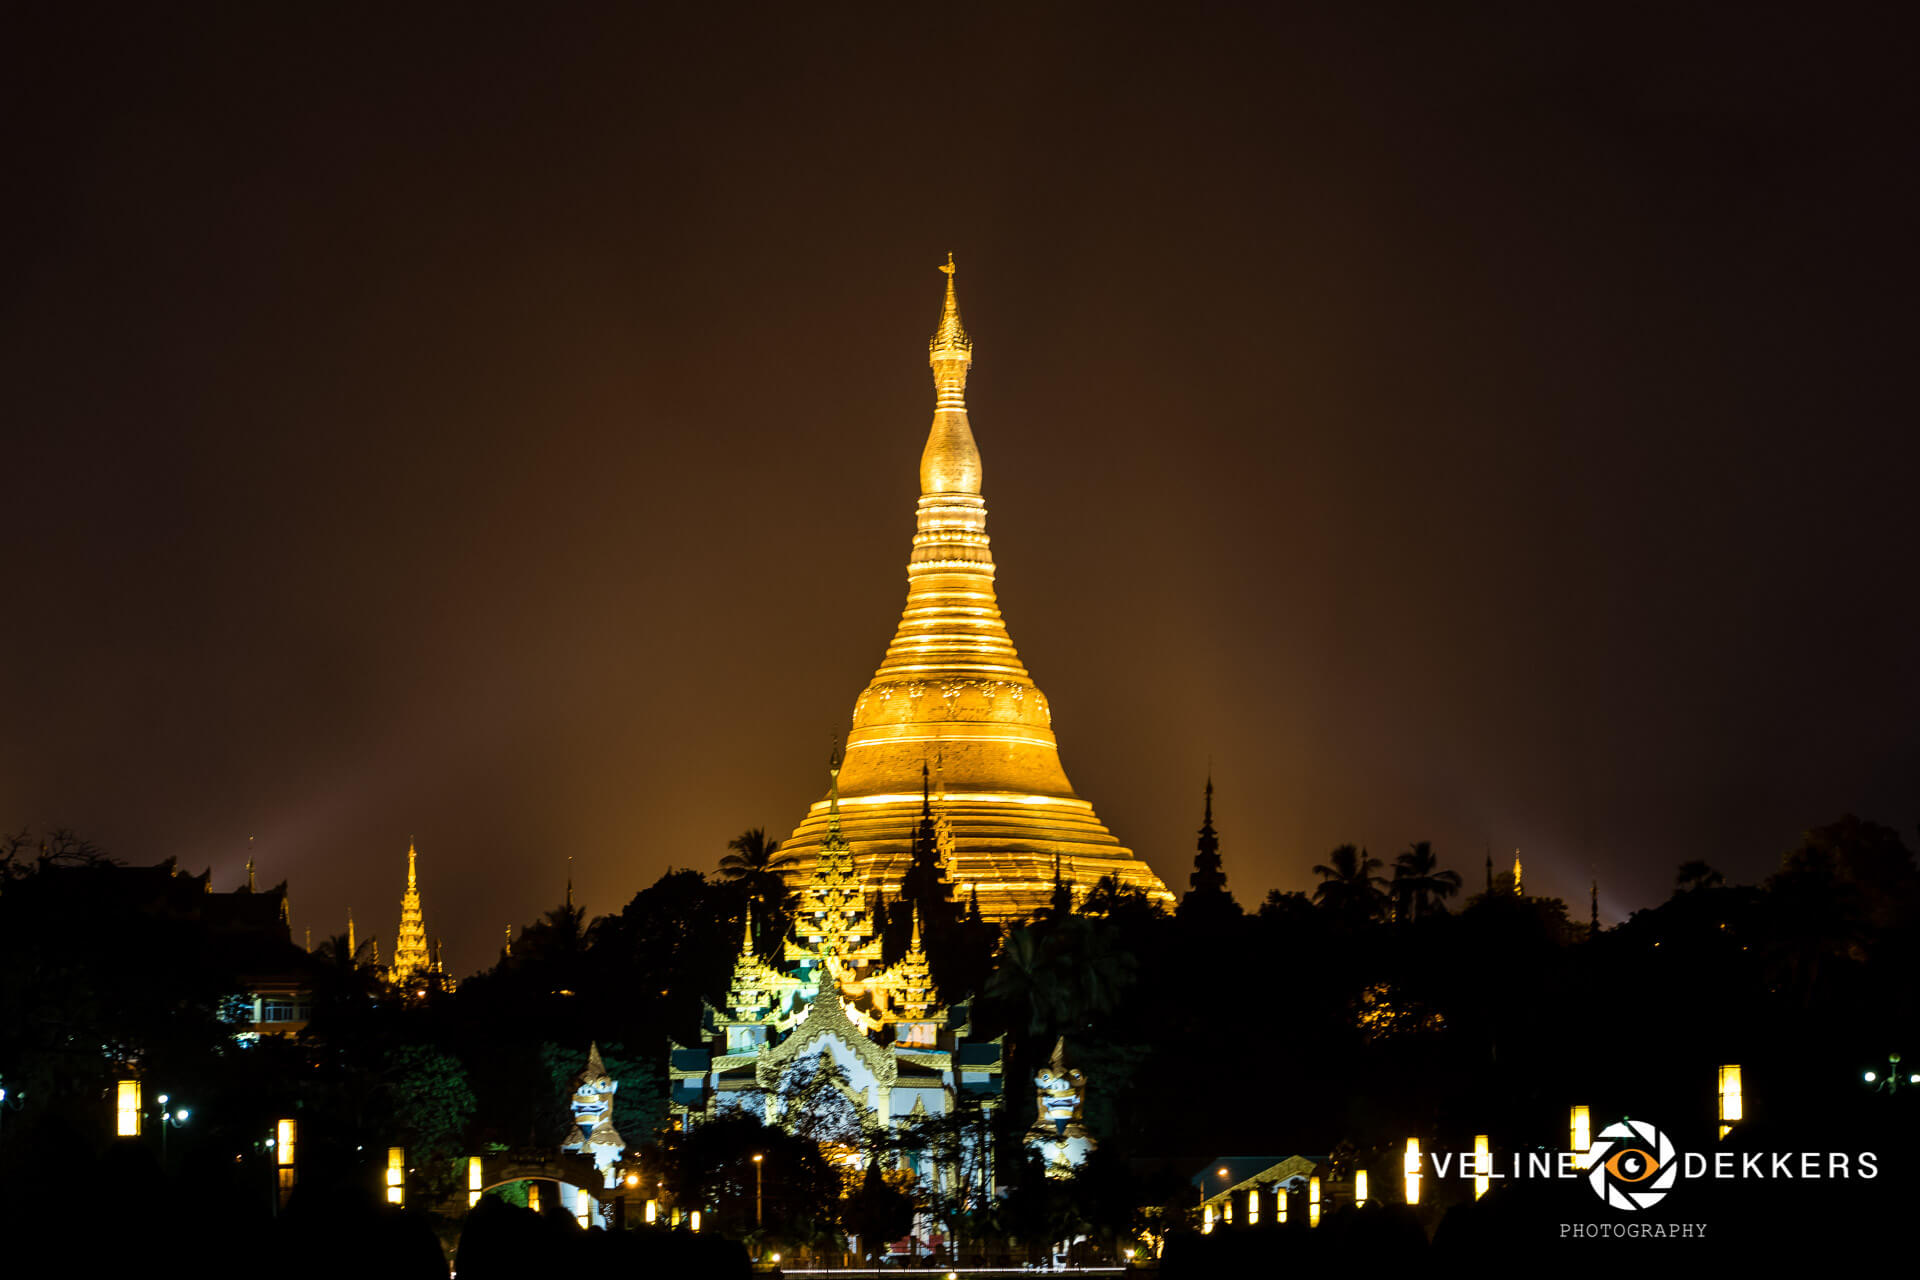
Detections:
670,759,1006,1222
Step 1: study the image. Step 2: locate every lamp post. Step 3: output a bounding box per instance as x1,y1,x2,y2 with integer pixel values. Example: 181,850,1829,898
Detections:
752,1152,764,1230
1864,1052,1916,1095
156,1095,188,1165
1200,1164,1229,1230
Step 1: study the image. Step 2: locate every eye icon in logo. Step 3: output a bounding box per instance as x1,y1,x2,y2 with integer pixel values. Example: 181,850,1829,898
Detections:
1586,1119,1678,1210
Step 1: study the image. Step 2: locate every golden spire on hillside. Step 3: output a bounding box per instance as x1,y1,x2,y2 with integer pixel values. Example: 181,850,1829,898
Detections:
391,841,434,987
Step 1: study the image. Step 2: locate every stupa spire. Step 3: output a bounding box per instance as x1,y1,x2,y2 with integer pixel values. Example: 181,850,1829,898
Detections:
775,259,1173,922
930,253,971,359
920,254,982,496
1186,773,1227,898
392,840,432,987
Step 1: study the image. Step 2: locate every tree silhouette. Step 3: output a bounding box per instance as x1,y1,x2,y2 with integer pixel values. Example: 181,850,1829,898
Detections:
1675,860,1725,892
1391,842,1461,921
719,828,793,944
1312,844,1387,923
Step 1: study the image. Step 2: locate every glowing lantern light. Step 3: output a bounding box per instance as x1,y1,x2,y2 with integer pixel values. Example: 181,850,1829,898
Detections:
1355,1168,1369,1206
1247,1186,1259,1225
1404,1137,1421,1205
576,1188,591,1228
1309,1175,1321,1228
1277,1183,1288,1225
690,1209,701,1233
1202,1203,1214,1234
529,1183,542,1212
644,1198,657,1224
116,1080,141,1137
1718,1064,1742,1139
276,1118,298,1206
1473,1134,1490,1200
1570,1106,1592,1169
386,1147,405,1205
468,1155,483,1208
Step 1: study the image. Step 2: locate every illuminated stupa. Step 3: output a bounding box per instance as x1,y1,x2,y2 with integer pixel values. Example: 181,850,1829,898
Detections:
778,258,1173,920
388,841,441,990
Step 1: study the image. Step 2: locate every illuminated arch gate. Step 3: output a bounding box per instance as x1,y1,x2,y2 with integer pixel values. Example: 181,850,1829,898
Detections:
464,1152,612,1228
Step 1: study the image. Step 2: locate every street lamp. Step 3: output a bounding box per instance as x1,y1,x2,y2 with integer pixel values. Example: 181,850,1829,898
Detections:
157,1096,188,1164
753,1153,764,1230
1865,1052,1913,1094
1200,1165,1229,1231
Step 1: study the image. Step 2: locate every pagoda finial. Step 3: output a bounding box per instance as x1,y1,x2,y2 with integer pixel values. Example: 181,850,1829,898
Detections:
930,253,970,360
347,909,356,961
1512,851,1524,896
503,924,513,957
742,904,755,954
407,839,417,891
921,254,980,495
246,834,257,891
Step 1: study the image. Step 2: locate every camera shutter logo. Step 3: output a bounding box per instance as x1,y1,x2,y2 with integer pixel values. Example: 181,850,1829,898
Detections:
1586,1119,1678,1210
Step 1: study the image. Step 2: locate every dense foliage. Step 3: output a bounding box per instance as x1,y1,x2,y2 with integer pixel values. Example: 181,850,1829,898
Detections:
1,816,1915,1266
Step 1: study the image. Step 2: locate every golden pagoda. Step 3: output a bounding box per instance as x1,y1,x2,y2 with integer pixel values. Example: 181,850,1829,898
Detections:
777,257,1173,920
389,841,438,988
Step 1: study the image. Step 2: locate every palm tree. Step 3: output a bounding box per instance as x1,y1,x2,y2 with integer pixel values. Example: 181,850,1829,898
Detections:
309,931,383,1029
1311,844,1387,922
1392,841,1462,921
985,927,1058,1040
719,828,793,935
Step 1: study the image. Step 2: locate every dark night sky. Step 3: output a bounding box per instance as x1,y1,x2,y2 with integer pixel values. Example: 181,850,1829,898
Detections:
6,4,1916,972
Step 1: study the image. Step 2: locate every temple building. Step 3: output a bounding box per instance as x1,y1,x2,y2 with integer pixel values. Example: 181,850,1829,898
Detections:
776,259,1173,921
672,758,1004,1218
388,841,443,991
